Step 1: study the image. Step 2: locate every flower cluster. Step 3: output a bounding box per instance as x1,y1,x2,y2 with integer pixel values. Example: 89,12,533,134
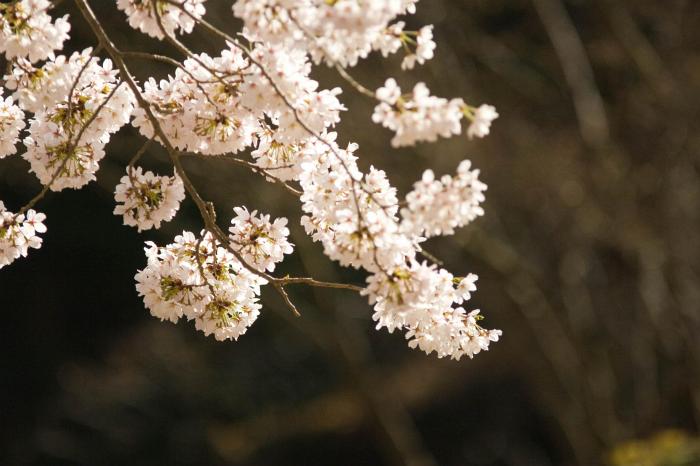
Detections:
117,0,206,39
131,43,343,156
228,207,293,273
401,160,487,238
372,79,465,147
372,79,499,147
233,0,430,68
0,88,25,158
466,104,499,139
401,25,436,70
0,0,502,361
5,49,93,113
250,127,306,181
298,136,412,271
294,135,499,359
21,55,134,190
0,0,70,63
135,230,266,340
364,262,501,360
113,166,185,232
0,202,46,269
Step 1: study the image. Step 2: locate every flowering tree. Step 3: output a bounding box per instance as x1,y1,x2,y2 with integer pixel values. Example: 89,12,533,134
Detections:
0,0,501,360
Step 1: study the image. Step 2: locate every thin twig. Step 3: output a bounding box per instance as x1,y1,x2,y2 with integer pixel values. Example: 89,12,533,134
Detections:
180,152,303,197
334,64,377,99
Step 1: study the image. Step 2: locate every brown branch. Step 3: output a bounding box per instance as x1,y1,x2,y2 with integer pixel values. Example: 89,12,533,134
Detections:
180,152,303,197
277,277,364,292
334,64,377,99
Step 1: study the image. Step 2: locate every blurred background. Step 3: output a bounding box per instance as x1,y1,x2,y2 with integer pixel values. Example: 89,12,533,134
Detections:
2,0,700,464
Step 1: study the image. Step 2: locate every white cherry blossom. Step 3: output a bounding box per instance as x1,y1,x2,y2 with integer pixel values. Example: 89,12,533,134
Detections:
0,0,502,361
0,89,25,158
0,201,46,269
0,0,70,63
233,0,421,67
372,79,465,147
114,167,185,232
135,230,266,340
401,25,436,70
116,0,206,39
401,160,487,238
21,58,134,191
228,206,294,273
467,104,499,139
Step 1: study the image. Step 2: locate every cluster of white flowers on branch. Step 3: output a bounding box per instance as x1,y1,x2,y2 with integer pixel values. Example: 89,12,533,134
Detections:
0,0,502,360
0,201,46,269
401,160,487,238
0,0,70,63
229,206,294,273
117,0,205,39
0,88,25,158
372,78,498,147
135,230,266,340
232,0,426,68
114,166,185,231
22,55,135,190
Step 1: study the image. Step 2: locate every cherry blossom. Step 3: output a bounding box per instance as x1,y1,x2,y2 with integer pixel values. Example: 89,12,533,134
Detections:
21,57,134,191
135,230,266,340
229,206,294,273
114,167,185,232
117,0,206,39
466,104,499,139
0,202,46,269
5,49,94,113
233,0,420,67
401,25,436,70
0,0,70,63
372,79,466,147
400,160,487,238
0,0,502,361
364,261,500,360
0,89,25,158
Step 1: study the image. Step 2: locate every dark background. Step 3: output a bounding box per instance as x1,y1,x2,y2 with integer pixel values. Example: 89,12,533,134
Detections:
1,1,700,465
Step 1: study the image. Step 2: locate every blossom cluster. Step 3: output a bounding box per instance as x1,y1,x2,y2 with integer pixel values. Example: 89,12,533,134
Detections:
0,202,46,269
292,133,498,359
113,167,186,232
401,160,487,238
131,43,343,156
6,50,94,114
0,88,25,158
229,207,294,273
364,263,501,360
0,0,503,360
116,0,206,39
135,230,267,340
400,25,436,70
232,0,433,68
250,127,306,181
372,79,498,147
297,134,411,271
0,0,70,63
21,54,135,191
